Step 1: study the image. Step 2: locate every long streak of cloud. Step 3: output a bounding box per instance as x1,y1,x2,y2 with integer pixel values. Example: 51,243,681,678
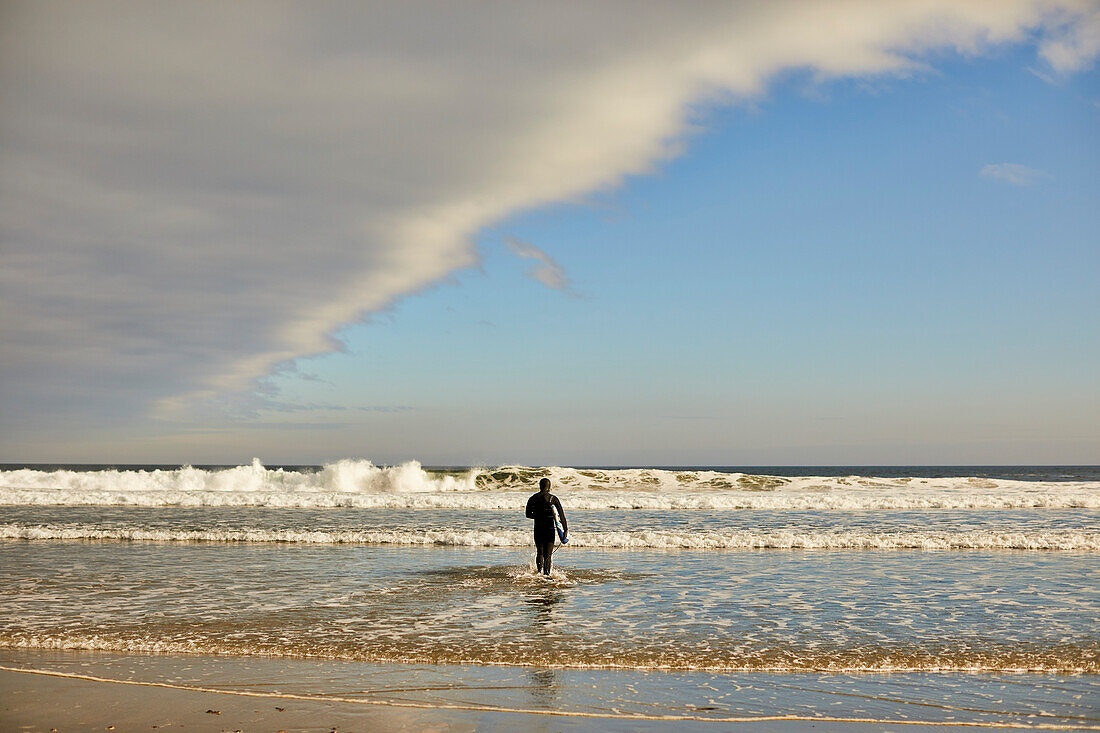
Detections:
1,0,1098,428
980,163,1050,186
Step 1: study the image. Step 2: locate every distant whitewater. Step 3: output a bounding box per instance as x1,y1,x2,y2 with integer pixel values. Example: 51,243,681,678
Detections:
1,458,1097,509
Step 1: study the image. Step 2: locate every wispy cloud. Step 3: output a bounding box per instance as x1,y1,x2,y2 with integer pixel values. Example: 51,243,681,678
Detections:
1026,66,1061,85
504,238,578,295
980,163,1050,186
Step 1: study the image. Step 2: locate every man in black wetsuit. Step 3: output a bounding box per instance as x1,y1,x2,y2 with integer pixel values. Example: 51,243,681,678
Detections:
526,478,567,576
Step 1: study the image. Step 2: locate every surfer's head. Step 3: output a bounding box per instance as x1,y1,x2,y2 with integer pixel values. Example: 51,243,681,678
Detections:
539,478,551,492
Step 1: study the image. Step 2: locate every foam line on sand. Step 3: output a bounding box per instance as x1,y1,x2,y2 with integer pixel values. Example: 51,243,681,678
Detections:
2,664,1097,729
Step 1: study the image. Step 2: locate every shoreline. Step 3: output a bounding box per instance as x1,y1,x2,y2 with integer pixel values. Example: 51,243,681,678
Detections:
2,650,1097,731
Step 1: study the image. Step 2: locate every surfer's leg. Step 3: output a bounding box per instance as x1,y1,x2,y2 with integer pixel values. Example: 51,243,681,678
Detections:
534,529,546,573
541,540,554,575
534,526,554,574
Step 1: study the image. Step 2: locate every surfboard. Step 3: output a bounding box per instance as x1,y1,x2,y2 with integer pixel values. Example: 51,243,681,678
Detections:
553,505,568,544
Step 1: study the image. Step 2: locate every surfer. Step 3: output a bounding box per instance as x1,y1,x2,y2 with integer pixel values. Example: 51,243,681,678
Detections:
526,478,567,576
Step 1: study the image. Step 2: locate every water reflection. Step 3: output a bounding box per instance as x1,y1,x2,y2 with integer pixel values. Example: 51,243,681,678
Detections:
527,667,557,707
524,589,565,638
522,589,563,706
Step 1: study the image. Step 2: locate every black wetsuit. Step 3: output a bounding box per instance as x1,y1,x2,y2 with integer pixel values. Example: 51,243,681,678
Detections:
526,491,566,575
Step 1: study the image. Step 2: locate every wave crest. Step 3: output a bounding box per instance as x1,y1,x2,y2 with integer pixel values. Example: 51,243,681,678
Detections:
1,459,1098,509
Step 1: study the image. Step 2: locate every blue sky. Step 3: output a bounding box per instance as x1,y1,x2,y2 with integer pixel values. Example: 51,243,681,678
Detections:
264,48,1098,465
1,3,1097,464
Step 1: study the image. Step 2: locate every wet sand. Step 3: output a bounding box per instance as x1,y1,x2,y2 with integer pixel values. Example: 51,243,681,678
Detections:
2,651,1097,732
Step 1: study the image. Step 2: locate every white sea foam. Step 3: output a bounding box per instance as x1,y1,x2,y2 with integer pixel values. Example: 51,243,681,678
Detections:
1,635,1095,674
1,459,1097,509
2,524,1097,550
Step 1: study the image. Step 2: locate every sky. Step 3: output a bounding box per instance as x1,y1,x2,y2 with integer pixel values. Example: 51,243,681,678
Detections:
1,1,1098,466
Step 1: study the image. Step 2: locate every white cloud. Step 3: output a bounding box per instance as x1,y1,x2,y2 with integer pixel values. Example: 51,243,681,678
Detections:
980,163,1050,185
1040,2,1100,72
1,1,1098,430
505,238,577,295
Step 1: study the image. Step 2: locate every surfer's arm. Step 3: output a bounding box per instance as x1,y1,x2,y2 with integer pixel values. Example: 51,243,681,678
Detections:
552,496,567,534
525,495,536,519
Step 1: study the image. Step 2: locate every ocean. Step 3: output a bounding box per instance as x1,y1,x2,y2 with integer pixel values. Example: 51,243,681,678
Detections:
1,461,1097,728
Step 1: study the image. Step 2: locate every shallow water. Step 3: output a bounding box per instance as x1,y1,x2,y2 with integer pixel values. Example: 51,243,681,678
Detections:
1,538,1096,672
1,463,1097,724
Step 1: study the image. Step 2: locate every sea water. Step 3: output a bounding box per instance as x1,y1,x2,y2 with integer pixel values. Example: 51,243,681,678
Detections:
1,461,1097,726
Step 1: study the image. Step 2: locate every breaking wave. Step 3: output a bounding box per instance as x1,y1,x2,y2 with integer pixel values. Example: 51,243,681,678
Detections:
1,459,1097,509
2,524,1097,550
